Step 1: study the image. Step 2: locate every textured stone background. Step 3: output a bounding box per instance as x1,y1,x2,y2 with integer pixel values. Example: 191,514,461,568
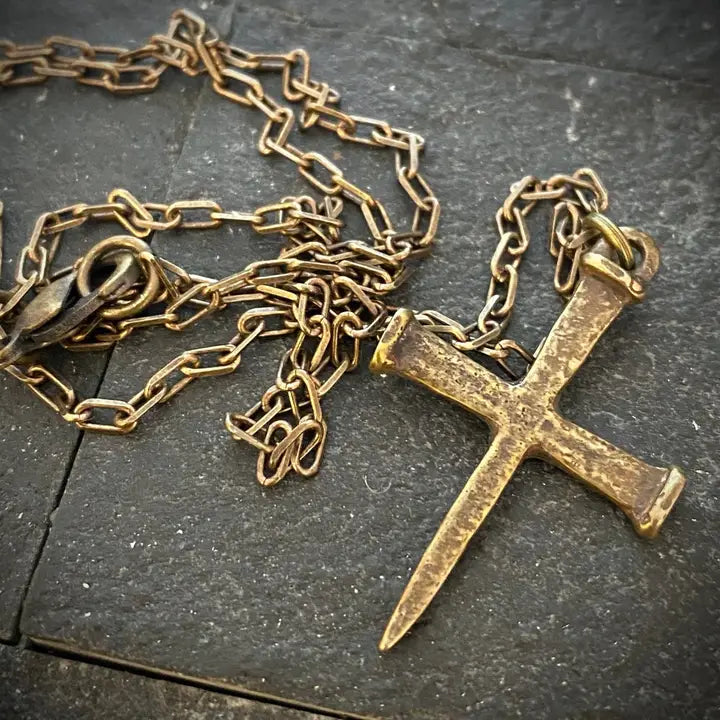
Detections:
1,0,718,718
0,644,325,719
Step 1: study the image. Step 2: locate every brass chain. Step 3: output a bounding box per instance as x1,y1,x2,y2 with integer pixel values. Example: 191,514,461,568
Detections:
0,9,616,485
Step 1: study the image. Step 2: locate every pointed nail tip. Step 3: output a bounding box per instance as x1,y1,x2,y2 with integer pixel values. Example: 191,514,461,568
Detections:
378,622,404,652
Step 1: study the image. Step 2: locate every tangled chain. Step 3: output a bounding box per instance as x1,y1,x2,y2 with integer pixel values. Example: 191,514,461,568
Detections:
0,9,610,485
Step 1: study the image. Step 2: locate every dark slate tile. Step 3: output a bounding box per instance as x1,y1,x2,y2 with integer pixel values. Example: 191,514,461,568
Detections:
18,8,720,720
434,0,720,85
246,0,720,85
0,645,327,719
256,0,444,43
0,1,229,639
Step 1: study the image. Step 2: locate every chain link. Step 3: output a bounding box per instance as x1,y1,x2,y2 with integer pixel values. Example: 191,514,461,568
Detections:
1,9,614,485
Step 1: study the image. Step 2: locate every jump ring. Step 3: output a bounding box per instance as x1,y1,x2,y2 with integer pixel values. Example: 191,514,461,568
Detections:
583,212,634,270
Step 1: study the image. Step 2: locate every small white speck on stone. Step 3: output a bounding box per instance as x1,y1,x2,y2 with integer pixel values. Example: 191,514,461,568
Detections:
563,87,582,144
176,529,183,534
129,540,136,549
84,612,91,617
82,582,90,589
17,513,23,520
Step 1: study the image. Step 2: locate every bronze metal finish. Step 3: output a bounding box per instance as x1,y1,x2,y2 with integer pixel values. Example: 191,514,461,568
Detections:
0,8,442,457
1,10,687,652
370,230,685,651
0,11,626,482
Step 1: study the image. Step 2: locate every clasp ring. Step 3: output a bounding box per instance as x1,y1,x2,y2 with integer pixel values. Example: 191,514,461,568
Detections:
75,235,160,320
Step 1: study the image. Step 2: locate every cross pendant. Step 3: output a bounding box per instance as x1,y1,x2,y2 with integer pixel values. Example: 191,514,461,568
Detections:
370,228,685,651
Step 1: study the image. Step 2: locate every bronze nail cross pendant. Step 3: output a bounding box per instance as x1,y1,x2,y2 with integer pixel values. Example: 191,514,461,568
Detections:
370,228,686,651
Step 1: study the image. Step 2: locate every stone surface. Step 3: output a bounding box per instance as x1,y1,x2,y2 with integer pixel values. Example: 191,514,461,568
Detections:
260,0,720,85
0,0,234,640
0,645,326,719
259,0,444,44
6,1,720,719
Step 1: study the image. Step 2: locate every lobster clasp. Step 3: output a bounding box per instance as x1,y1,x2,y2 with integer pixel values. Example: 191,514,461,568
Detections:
0,236,159,368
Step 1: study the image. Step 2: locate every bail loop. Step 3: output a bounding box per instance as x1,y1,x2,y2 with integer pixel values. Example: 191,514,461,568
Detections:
583,212,635,270
581,227,659,304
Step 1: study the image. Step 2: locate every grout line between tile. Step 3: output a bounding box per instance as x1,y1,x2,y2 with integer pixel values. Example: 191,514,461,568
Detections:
245,3,715,91
12,39,221,642
25,636,372,720
11,366,104,642
13,0,242,644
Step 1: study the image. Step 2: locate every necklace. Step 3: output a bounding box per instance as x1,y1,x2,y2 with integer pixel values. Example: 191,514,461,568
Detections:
0,9,685,650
